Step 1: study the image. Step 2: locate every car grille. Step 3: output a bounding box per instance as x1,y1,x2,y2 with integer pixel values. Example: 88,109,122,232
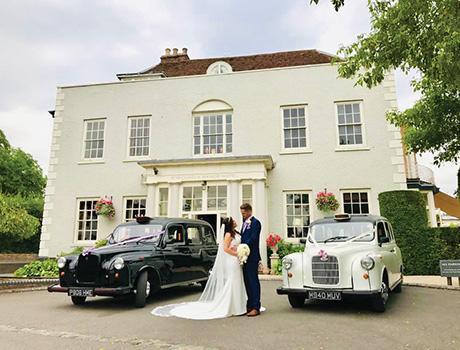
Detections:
76,254,100,283
311,255,339,285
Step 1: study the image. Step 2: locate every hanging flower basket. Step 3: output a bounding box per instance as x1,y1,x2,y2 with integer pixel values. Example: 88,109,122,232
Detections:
95,198,115,218
316,191,339,213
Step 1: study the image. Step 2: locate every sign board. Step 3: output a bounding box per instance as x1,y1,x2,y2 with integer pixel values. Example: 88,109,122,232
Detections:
439,260,460,277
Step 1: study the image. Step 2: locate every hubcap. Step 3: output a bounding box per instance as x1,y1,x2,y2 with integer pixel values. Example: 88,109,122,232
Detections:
380,282,389,304
146,281,151,297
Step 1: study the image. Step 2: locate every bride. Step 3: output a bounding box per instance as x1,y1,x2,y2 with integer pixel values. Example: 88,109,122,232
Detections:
151,217,247,319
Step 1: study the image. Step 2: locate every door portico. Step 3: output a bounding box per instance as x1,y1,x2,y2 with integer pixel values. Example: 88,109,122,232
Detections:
138,155,273,265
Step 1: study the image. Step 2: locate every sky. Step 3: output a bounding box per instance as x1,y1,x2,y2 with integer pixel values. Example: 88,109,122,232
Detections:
0,0,457,195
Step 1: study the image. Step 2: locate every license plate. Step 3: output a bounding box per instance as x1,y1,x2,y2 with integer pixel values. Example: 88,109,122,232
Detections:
308,290,342,301
69,288,94,297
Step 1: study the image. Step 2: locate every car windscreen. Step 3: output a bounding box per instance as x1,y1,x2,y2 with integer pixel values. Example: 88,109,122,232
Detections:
111,224,164,244
310,222,374,243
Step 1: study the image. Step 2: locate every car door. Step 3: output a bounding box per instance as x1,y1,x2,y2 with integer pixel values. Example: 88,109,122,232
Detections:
185,224,208,281
384,221,403,284
376,221,398,287
162,223,191,284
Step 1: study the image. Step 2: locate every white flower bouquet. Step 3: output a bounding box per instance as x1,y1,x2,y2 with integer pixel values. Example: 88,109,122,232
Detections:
237,244,250,265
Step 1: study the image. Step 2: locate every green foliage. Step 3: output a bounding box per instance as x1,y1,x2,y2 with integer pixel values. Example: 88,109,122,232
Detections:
59,246,84,257
379,190,460,275
14,259,58,278
95,239,108,248
310,0,344,11
0,194,40,240
269,240,305,275
314,1,460,192
0,129,46,197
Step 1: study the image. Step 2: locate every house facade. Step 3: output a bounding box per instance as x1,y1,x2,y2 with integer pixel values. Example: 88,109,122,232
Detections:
39,48,406,263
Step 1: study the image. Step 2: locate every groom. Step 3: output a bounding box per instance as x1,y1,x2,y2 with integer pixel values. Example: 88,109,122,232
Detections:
240,203,261,317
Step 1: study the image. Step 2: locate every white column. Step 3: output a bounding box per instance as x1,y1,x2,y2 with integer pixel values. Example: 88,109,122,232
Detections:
426,191,437,227
146,183,157,217
254,179,268,266
168,183,181,217
228,180,241,224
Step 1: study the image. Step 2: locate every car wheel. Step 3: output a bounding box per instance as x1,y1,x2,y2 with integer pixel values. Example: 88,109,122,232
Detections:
288,294,305,308
134,271,150,308
371,280,389,313
71,296,86,305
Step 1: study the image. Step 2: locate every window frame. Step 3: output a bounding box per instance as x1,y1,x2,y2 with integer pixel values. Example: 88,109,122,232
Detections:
74,197,99,244
280,104,311,154
334,100,367,150
206,61,233,75
81,118,106,161
340,189,371,215
240,182,254,207
157,187,169,217
192,111,233,157
126,115,151,159
123,196,147,222
283,190,312,241
181,182,228,215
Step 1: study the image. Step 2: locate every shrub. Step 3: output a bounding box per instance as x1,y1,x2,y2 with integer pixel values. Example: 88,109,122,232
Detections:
14,259,58,278
270,240,305,275
379,190,460,275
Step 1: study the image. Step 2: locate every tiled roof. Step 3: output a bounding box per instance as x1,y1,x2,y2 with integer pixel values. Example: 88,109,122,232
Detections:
138,49,337,78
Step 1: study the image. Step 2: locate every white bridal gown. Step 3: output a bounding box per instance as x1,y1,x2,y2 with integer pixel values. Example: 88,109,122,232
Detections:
151,233,247,320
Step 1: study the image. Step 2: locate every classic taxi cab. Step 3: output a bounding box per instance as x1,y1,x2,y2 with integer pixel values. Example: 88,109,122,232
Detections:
277,214,403,312
48,217,217,307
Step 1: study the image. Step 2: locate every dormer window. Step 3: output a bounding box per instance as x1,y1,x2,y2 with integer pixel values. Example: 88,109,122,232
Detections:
206,61,233,75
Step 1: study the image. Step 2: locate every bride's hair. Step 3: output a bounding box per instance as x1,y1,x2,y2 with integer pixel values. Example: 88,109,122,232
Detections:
222,217,236,238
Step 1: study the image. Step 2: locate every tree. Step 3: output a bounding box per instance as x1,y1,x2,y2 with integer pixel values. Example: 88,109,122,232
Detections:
0,129,46,196
312,0,460,194
0,194,40,240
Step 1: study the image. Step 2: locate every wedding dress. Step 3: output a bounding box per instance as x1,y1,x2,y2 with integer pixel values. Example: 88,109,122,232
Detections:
151,228,247,320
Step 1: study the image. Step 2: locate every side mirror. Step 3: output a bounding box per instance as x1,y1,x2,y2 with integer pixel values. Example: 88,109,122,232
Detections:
299,238,307,245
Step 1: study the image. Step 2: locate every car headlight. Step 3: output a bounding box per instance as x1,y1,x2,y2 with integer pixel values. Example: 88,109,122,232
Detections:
361,256,375,270
57,256,66,269
282,257,293,270
113,257,125,270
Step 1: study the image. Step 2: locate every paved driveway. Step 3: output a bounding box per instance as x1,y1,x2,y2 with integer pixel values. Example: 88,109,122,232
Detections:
0,281,459,350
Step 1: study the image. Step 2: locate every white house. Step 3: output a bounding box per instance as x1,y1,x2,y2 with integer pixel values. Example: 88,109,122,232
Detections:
39,48,407,263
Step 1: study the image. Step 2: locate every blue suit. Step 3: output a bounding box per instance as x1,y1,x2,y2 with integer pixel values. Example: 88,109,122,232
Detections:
241,216,261,311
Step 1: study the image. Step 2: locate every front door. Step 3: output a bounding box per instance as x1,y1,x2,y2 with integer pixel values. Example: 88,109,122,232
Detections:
196,214,218,236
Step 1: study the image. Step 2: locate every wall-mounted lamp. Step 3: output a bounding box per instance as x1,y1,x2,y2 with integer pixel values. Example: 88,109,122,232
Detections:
201,180,207,191
153,167,159,175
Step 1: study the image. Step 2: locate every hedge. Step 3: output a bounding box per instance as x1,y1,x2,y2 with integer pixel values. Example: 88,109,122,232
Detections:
379,190,460,275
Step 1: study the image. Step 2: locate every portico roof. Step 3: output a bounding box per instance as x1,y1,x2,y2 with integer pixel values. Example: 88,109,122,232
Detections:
138,155,274,170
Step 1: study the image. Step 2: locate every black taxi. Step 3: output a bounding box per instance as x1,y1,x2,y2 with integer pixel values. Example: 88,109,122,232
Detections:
48,217,218,307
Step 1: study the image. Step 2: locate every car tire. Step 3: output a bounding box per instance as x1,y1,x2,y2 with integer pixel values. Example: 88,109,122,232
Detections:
288,294,305,308
71,296,86,305
371,280,389,313
134,271,150,308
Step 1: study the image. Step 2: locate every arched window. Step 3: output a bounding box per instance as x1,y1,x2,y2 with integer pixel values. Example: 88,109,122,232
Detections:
192,100,233,155
206,61,233,75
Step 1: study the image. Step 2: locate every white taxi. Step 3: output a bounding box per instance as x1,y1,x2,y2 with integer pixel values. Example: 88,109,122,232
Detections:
277,214,403,312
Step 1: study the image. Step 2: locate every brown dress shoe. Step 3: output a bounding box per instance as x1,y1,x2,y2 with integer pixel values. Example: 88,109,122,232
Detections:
247,309,260,317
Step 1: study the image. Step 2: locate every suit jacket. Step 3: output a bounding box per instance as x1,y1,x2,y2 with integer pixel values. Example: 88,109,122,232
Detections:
241,216,261,263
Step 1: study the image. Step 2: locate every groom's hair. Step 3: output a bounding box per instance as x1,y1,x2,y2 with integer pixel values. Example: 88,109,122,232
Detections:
240,203,252,211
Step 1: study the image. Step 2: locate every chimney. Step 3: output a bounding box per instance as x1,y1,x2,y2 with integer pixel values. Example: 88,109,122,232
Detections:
160,47,190,64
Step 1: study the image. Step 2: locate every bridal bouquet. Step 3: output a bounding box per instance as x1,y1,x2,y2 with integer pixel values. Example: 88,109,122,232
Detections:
237,244,250,265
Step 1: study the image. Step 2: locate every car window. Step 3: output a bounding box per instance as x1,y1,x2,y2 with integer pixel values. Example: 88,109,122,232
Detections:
166,224,185,244
111,224,163,243
310,222,374,242
202,226,216,245
383,222,394,241
187,226,203,245
376,222,389,243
